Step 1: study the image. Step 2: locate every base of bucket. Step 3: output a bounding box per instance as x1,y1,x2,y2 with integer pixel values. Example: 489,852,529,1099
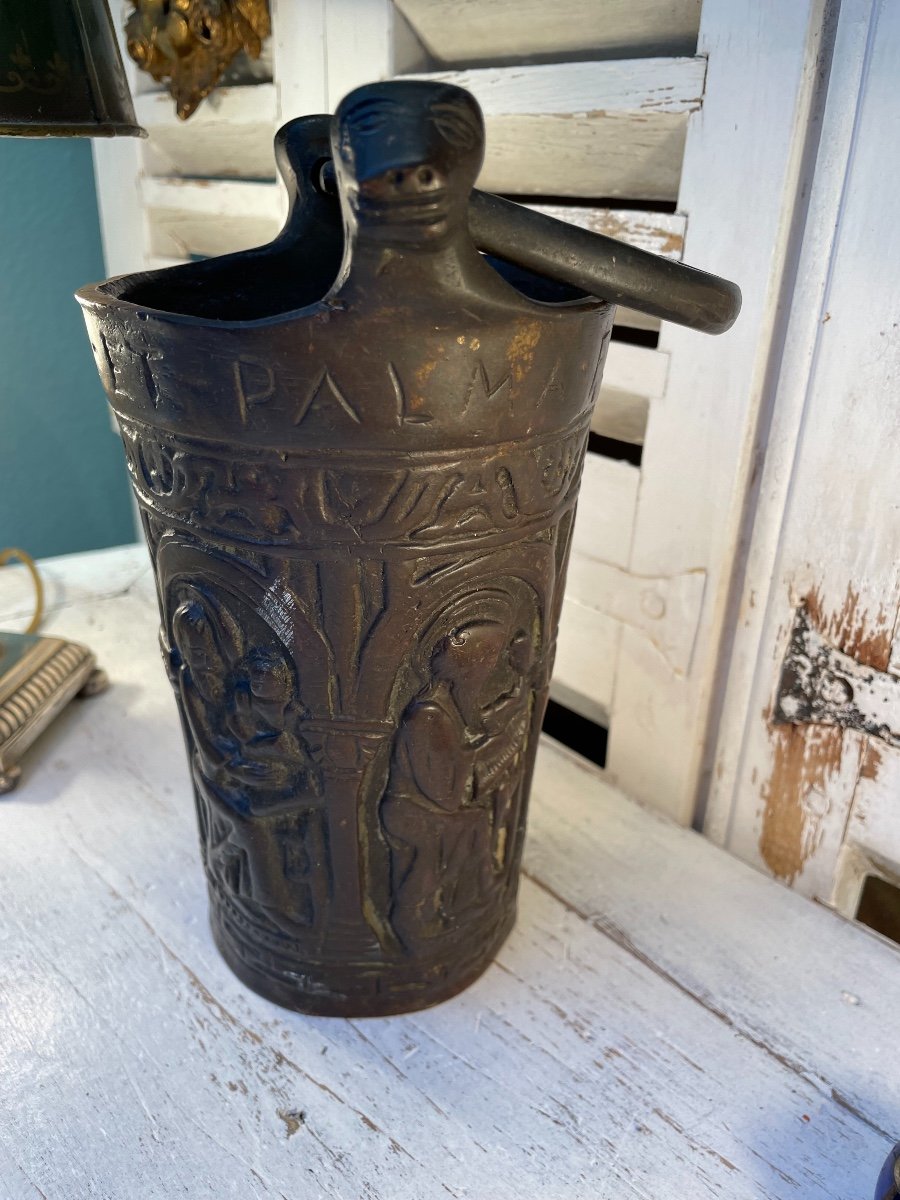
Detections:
209,902,518,1018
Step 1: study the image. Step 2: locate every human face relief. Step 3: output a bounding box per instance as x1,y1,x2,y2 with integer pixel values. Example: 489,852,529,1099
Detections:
433,620,509,729
335,83,484,240
246,651,292,728
482,629,535,718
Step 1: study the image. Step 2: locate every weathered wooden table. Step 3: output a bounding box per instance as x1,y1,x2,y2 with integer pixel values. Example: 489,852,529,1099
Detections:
1,545,897,1199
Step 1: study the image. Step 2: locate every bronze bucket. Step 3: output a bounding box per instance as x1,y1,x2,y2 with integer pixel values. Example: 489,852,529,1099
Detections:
77,80,739,1016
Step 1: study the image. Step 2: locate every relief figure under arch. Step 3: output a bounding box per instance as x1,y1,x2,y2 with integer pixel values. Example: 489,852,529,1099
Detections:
165,578,328,936
379,580,543,952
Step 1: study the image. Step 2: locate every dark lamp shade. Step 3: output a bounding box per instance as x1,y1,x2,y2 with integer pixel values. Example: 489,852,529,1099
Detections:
0,0,144,137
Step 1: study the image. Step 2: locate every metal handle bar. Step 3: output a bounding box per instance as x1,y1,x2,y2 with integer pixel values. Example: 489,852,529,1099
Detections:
468,190,741,335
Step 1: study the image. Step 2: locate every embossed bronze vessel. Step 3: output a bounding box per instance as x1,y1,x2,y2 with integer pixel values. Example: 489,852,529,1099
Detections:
77,80,738,1016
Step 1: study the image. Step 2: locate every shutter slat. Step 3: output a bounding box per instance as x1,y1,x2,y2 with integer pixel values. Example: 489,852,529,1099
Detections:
594,343,668,444
135,85,278,179
394,0,701,66
552,454,641,723
405,59,705,198
141,177,284,258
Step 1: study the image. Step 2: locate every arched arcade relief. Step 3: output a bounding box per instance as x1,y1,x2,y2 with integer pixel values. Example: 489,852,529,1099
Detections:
167,580,319,810
165,578,329,936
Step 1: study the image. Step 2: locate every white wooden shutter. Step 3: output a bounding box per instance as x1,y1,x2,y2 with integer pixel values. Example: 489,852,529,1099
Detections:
92,0,829,824
703,0,900,924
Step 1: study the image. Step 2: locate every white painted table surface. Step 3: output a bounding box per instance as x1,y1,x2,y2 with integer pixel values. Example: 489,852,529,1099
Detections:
1,545,898,1200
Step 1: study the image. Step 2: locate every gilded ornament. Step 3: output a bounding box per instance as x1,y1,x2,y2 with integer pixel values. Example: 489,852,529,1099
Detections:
125,0,270,120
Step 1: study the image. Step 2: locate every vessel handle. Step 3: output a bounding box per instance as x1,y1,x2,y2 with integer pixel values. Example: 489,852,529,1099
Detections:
319,157,740,334
468,190,741,335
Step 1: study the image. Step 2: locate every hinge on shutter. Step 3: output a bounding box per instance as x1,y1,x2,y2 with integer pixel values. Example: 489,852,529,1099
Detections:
773,605,900,748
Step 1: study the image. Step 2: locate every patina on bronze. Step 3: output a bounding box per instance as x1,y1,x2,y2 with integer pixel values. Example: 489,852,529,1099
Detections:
77,80,739,1016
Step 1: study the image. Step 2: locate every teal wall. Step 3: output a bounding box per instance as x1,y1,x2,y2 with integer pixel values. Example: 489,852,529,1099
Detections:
0,138,135,560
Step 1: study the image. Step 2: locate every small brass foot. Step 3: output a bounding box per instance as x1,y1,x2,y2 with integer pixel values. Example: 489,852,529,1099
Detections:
0,764,22,795
78,667,110,698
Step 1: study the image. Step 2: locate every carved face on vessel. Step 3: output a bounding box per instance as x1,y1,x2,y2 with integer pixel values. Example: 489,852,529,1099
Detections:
236,646,295,736
432,619,509,727
334,80,485,244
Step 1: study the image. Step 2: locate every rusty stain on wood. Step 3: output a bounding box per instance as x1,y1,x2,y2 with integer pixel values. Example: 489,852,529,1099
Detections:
759,723,842,883
759,586,893,882
859,742,882,782
805,585,892,670
525,204,685,264
579,211,683,256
